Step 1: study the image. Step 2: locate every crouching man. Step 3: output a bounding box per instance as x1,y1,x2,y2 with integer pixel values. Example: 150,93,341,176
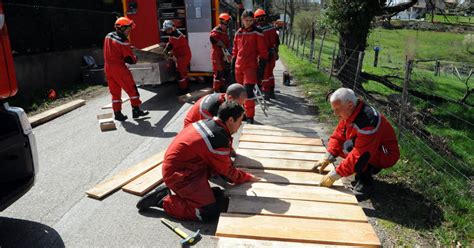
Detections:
137,101,259,221
314,88,400,196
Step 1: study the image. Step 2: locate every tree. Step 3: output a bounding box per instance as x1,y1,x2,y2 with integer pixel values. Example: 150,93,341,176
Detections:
273,0,319,31
324,0,418,90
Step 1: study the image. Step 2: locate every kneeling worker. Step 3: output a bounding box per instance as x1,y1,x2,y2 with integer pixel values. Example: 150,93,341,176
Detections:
183,83,247,128
314,88,400,196
137,101,259,221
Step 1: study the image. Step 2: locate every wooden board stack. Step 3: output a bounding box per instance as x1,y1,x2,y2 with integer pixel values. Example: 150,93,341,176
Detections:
214,124,381,247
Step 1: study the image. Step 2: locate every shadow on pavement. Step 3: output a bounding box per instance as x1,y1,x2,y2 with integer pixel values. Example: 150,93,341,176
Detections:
0,217,65,247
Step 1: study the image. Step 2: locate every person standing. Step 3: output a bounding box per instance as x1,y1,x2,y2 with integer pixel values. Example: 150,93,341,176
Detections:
163,20,192,95
103,17,149,121
232,10,268,124
210,13,232,93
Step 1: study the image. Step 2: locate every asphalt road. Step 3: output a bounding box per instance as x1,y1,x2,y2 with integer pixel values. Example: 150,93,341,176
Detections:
0,61,329,248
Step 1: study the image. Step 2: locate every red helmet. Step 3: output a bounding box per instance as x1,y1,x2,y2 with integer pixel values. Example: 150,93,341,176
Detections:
254,9,266,18
219,13,231,22
115,17,136,29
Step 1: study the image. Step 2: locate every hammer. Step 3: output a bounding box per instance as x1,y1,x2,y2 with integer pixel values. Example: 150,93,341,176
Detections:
161,218,201,247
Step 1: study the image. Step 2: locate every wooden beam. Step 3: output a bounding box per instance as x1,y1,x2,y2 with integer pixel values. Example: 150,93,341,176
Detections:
213,237,349,248
242,169,343,187
237,149,324,162
122,165,163,196
225,182,357,205
238,141,326,153
243,124,317,134
177,88,213,103
86,151,165,199
227,195,367,222
29,99,86,127
233,156,334,172
215,213,381,247
239,134,323,146
242,129,320,138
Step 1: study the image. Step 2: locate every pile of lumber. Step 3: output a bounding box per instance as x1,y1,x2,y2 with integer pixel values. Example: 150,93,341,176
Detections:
213,124,381,247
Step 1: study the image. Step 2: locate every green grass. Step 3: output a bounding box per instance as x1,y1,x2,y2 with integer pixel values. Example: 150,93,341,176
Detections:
281,36,474,245
426,14,474,25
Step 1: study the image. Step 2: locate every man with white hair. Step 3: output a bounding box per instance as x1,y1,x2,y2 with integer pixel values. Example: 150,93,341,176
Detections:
314,88,400,196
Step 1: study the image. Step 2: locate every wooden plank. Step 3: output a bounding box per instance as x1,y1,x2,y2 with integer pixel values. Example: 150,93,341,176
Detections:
213,237,349,248
242,129,320,138
101,98,129,109
233,156,334,172
243,124,318,134
240,134,323,146
238,141,326,153
237,149,324,162
225,182,357,205
242,169,343,187
216,213,381,247
178,87,213,103
86,151,165,199
29,99,86,127
122,165,163,196
227,196,367,222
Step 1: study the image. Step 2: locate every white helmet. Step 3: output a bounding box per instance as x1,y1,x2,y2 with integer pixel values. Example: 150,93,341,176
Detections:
162,20,174,31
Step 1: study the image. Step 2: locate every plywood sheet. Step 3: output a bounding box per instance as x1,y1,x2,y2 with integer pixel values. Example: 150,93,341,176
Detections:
227,195,367,222
238,141,326,153
29,99,86,127
225,182,357,205
215,213,381,247
237,149,324,162
86,151,165,199
178,88,213,103
242,169,342,186
242,129,320,138
122,165,163,196
240,134,323,146
233,156,334,172
243,124,317,133
213,237,349,248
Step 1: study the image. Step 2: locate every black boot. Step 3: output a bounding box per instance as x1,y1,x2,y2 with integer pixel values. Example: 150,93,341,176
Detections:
246,117,254,124
270,87,276,99
132,107,149,119
352,171,375,198
263,91,271,101
136,184,170,210
114,111,128,121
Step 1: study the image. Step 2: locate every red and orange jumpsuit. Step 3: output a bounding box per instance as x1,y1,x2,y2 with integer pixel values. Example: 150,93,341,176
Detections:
183,93,225,128
103,31,141,111
162,118,253,221
232,25,268,119
257,23,279,93
210,26,231,92
166,30,192,90
327,101,400,177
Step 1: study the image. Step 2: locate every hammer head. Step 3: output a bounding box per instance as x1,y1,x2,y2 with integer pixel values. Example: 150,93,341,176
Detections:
180,229,201,247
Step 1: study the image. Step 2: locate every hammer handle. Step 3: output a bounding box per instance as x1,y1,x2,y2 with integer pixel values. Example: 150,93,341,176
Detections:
161,218,188,239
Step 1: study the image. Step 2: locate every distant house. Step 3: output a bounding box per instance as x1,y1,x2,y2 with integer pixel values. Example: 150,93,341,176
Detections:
394,0,455,20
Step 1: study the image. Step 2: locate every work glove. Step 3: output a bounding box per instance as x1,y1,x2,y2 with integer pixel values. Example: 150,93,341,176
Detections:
319,170,341,187
257,59,267,81
312,152,336,174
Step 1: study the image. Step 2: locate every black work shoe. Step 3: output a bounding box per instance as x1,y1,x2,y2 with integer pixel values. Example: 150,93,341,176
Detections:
136,184,169,210
270,87,276,99
263,91,271,101
132,107,149,119
114,111,128,121
246,117,254,124
351,180,375,198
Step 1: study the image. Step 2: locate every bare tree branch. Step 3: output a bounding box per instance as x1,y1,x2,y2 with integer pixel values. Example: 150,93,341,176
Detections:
377,0,418,16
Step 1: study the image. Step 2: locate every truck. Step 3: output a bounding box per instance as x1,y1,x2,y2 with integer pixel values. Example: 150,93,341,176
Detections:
0,1,38,211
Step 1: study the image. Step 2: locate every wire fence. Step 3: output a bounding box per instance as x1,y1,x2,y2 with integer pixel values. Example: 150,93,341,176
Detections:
281,28,473,195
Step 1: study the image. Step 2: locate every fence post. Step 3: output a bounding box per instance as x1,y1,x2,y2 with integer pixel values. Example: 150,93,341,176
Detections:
329,43,337,80
309,23,315,63
398,58,414,131
316,29,327,70
292,33,296,50
435,60,440,76
296,35,300,56
302,34,307,59
353,51,363,90
282,0,287,43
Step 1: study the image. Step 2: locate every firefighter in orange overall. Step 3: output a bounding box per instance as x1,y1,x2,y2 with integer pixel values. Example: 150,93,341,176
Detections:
255,9,280,100
163,20,192,96
210,13,232,93
103,17,149,121
232,10,268,124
